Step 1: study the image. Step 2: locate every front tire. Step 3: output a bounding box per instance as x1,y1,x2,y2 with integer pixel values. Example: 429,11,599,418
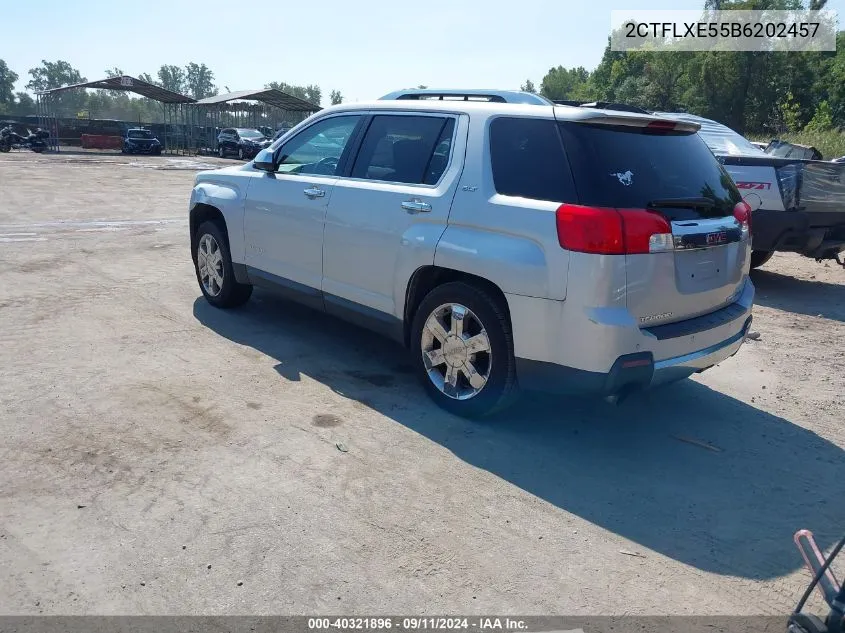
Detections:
750,250,774,269
194,221,252,309
410,281,519,418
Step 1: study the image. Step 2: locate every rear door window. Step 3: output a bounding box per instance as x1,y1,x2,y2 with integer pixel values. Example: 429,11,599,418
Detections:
558,122,741,220
489,117,575,202
351,115,455,185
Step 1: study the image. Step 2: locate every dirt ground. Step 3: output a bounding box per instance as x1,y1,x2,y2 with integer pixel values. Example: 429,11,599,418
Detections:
0,152,843,616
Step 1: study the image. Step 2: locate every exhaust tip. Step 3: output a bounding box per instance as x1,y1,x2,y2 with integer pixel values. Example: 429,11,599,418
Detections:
604,385,639,406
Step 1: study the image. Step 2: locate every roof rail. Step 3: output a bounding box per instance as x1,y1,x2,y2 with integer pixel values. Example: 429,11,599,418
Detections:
552,100,652,115
380,89,553,106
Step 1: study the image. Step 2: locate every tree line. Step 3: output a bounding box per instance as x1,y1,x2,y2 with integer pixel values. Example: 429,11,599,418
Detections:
2,0,843,136
526,0,844,136
0,59,344,123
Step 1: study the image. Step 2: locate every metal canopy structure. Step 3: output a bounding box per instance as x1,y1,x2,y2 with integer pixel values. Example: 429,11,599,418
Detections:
191,89,321,154
195,89,317,111
36,75,195,153
39,75,195,103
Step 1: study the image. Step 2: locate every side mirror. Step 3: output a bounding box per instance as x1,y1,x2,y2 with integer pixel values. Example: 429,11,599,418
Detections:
253,148,275,172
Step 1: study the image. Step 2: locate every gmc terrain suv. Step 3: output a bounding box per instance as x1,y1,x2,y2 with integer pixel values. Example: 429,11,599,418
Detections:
189,89,755,417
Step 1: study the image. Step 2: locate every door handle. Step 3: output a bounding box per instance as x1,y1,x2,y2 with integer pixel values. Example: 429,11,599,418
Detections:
401,199,432,214
303,187,325,199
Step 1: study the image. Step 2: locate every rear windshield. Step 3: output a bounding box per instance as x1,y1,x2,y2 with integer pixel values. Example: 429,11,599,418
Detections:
558,122,741,219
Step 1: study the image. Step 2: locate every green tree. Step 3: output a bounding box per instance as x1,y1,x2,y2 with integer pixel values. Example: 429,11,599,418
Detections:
103,67,127,98
520,79,536,94
0,59,18,107
185,62,217,99
540,66,592,101
266,82,322,105
13,92,35,115
26,60,87,117
330,90,343,105
805,100,834,130
26,59,85,91
157,65,187,95
780,91,803,132
138,72,157,86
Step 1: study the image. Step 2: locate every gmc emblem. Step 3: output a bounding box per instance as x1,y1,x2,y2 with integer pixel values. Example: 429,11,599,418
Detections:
706,231,728,245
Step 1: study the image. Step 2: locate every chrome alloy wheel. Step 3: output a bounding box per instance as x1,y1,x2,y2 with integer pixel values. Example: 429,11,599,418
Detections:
197,233,224,297
420,303,492,400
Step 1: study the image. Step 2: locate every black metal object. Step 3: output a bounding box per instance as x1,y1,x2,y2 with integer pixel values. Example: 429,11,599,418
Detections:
790,531,845,633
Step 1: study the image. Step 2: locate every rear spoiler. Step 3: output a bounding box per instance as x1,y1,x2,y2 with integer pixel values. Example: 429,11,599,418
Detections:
566,111,701,133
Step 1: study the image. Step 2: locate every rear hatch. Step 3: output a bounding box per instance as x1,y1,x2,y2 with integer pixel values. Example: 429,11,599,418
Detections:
555,112,750,327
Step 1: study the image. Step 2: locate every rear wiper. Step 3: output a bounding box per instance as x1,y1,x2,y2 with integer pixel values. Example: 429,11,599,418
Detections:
646,197,715,210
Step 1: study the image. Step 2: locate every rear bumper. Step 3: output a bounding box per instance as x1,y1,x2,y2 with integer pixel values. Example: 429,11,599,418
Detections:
516,316,751,396
752,209,845,257
509,277,755,397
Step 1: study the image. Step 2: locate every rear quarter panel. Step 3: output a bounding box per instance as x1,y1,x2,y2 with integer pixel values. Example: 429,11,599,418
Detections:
435,110,569,301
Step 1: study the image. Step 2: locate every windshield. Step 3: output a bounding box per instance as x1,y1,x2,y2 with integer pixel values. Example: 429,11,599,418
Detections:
237,129,265,139
559,121,741,220
128,130,153,139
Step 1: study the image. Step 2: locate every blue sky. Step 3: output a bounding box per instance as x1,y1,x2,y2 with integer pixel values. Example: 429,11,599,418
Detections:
3,0,843,104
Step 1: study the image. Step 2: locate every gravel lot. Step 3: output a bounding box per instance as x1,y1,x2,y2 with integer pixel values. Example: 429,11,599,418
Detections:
1,152,843,615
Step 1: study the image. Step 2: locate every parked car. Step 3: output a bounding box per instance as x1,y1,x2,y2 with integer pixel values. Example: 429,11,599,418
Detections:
657,113,845,269
216,128,271,160
122,128,162,155
189,91,754,417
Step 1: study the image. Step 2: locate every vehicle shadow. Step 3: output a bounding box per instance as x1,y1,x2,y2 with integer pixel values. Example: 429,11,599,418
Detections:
193,291,845,581
751,268,845,322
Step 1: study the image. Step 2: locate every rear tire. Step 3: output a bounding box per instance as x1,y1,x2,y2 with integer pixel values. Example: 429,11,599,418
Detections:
193,221,252,309
750,250,774,269
410,281,519,418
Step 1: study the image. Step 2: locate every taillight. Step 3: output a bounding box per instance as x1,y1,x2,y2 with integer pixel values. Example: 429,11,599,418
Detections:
556,204,672,255
619,208,673,253
733,200,752,237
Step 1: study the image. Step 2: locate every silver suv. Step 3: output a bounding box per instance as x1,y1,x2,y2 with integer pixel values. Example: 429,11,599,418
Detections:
189,90,755,417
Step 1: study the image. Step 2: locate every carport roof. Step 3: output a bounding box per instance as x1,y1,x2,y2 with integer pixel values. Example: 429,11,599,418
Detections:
37,76,195,104
194,89,320,112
